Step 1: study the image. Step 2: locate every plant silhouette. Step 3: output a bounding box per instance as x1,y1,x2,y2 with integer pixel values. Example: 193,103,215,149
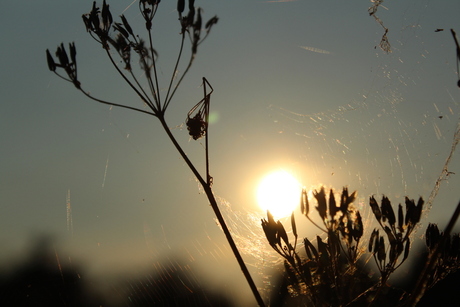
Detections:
46,1,264,306
261,187,460,306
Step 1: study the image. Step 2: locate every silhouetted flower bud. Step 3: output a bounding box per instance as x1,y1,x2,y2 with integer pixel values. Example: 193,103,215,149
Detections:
205,16,219,30
177,0,185,14
101,0,112,30
194,8,202,31
56,43,69,67
120,15,133,36
46,49,56,71
69,42,77,65
188,0,195,10
82,15,92,32
114,23,129,38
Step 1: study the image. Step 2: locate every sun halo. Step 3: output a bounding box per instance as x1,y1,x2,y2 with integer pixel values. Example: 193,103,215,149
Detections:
256,170,302,219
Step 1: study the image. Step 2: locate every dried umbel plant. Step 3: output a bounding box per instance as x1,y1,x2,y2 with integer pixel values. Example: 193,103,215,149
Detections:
368,196,423,284
262,187,369,306
261,187,442,306
46,1,266,306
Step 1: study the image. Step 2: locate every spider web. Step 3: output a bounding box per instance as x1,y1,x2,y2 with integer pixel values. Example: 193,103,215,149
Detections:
94,1,460,305
6,1,459,307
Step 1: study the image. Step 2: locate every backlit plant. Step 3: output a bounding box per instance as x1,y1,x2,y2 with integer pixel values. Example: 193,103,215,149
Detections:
262,187,460,306
46,1,265,306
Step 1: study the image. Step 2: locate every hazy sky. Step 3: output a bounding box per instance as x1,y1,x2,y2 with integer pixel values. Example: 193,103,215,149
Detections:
1,0,460,305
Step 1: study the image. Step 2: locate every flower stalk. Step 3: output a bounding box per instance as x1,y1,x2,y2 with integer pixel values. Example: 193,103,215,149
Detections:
47,1,265,306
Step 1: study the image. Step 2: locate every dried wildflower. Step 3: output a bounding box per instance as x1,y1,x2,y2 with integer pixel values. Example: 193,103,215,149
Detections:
177,0,185,14
140,0,159,30
205,16,219,31
300,188,309,216
82,1,113,48
313,187,327,221
46,49,56,72
48,43,80,89
120,15,133,36
368,195,424,284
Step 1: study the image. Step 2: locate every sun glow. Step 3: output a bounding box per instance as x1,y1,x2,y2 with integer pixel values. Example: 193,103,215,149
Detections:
256,170,302,219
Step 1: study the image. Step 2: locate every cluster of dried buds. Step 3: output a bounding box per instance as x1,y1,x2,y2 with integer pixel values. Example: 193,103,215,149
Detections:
177,0,218,55
261,187,364,301
368,196,424,279
300,187,364,264
261,211,306,294
82,1,113,49
46,43,80,89
261,211,299,262
80,1,155,74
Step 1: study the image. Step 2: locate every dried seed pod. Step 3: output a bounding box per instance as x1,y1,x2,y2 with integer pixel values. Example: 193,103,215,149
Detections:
291,212,297,239
114,23,129,38
276,221,289,247
353,211,364,241
370,196,382,222
329,189,338,219
46,49,56,71
261,213,278,249
89,2,100,32
56,43,69,67
369,229,379,252
188,0,195,10
304,237,319,260
381,196,396,226
194,8,202,31
120,15,133,36
205,16,219,30
177,0,185,14
405,197,415,225
300,188,309,216
101,0,113,30
398,204,404,231
82,15,92,32
314,187,327,221
69,42,77,65
377,237,386,262
383,226,395,244
414,197,424,224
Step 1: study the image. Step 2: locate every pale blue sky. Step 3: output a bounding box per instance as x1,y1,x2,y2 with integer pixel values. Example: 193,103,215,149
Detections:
1,0,460,304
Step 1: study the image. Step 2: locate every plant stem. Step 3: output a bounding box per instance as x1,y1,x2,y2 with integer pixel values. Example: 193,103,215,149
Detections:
158,115,266,307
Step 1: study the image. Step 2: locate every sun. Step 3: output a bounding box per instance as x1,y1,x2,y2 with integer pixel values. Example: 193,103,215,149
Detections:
256,170,302,219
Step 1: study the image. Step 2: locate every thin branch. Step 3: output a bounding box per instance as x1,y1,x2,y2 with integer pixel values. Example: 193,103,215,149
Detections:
158,116,266,307
163,34,191,112
79,88,157,116
104,48,158,114
148,29,161,106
